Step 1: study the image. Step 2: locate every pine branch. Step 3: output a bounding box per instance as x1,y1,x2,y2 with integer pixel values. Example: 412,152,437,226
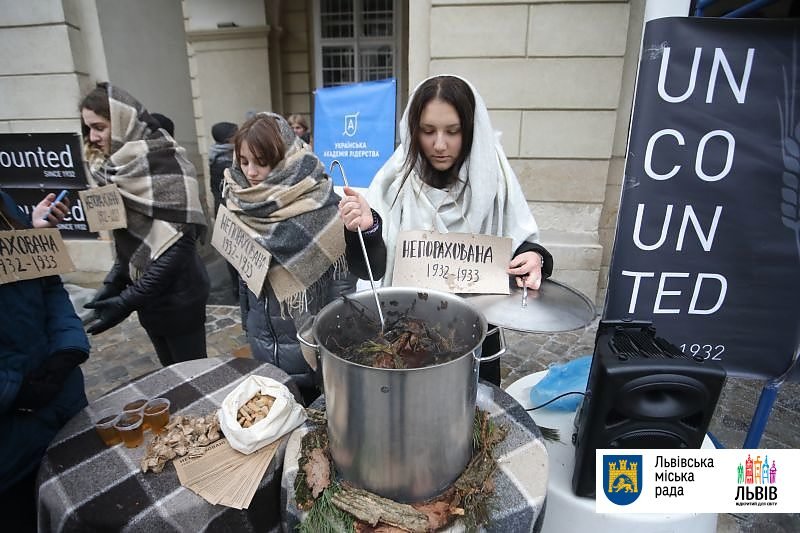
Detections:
298,484,355,533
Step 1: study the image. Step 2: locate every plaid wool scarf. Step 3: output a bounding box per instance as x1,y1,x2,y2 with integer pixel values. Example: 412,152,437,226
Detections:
87,84,206,274
223,113,346,312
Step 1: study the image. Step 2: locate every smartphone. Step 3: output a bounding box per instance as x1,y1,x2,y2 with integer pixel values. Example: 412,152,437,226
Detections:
42,189,69,221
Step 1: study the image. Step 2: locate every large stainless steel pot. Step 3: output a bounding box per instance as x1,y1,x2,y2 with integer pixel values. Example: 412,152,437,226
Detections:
298,287,505,502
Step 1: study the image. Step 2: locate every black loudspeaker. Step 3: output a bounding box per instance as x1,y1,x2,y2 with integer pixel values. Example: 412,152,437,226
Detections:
571,320,726,498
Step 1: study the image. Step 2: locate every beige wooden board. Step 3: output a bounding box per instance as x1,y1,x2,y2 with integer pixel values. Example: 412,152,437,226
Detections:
210,205,271,296
391,230,512,294
0,228,75,284
78,184,127,231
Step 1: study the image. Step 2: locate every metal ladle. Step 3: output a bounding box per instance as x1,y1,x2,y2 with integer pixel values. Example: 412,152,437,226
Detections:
329,159,386,333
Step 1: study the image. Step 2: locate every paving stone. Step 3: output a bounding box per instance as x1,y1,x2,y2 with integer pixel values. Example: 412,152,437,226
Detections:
215,317,235,328
103,365,128,381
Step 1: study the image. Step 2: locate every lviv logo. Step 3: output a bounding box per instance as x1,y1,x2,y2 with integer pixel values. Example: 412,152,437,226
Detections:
603,455,642,505
735,453,778,505
343,112,359,137
738,453,777,485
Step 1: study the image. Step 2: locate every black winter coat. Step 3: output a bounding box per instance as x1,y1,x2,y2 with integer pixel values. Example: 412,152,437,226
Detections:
209,144,233,213
240,268,355,390
107,227,210,335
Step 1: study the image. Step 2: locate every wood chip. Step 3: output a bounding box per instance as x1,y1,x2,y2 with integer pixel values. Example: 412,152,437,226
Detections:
236,393,275,428
141,413,222,474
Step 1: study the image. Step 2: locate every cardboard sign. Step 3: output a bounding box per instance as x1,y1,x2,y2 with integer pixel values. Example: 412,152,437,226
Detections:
392,230,511,294
0,228,75,284
79,184,127,231
211,206,271,296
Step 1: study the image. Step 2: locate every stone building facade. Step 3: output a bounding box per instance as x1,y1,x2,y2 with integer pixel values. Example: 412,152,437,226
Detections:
0,0,684,305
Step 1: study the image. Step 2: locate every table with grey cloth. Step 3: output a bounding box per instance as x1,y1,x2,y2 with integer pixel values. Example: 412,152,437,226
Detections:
281,381,549,532
37,356,300,532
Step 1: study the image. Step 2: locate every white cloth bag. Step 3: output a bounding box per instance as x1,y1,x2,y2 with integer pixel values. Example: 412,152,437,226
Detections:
218,375,307,454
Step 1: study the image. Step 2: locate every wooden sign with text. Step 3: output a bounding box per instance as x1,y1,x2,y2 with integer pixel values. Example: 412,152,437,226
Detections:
0,228,75,284
392,230,511,294
211,206,271,296
79,184,127,231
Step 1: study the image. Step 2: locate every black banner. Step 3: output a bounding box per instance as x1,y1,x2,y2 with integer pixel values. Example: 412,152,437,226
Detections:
0,133,93,238
0,133,87,187
605,18,800,380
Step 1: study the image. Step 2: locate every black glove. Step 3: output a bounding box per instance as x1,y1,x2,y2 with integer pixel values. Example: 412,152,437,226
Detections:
85,283,124,319
29,349,89,383
14,377,62,412
89,283,124,306
85,296,132,335
14,350,89,412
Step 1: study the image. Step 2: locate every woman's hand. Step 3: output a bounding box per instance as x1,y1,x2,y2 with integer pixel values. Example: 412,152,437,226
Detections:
338,186,374,231
32,193,70,228
507,251,544,290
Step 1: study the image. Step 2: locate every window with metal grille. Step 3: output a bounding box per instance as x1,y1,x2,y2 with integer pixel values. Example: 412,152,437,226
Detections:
315,0,398,88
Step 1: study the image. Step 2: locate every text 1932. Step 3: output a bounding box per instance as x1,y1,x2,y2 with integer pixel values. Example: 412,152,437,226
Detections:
680,343,725,360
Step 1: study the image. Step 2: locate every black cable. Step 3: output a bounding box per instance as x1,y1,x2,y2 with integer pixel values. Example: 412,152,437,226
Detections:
525,391,586,411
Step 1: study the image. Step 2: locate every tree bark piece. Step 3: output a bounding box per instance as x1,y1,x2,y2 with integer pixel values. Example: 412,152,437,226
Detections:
302,447,332,498
330,485,429,533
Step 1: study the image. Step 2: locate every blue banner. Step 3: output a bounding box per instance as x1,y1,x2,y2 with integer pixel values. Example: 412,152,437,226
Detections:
314,78,396,187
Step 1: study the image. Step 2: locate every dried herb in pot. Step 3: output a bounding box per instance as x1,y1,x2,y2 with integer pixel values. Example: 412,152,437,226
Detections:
328,314,467,369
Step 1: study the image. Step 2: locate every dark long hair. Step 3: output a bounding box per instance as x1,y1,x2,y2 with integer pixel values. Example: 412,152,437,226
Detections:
400,76,476,191
78,83,110,140
233,115,286,169
79,83,164,152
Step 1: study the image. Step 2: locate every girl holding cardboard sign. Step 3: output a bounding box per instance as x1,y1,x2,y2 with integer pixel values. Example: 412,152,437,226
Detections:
0,189,89,530
338,75,553,385
79,83,210,367
223,113,354,405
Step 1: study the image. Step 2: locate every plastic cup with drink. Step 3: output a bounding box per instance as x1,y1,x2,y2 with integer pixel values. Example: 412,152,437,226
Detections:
94,408,121,446
123,398,148,429
143,398,171,434
115,412,145,448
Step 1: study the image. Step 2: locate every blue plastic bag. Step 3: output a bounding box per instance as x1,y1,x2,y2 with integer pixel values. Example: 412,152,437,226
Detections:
529,355,592,411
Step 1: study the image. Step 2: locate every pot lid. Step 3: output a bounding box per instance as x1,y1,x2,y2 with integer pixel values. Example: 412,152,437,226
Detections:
462,279,596,333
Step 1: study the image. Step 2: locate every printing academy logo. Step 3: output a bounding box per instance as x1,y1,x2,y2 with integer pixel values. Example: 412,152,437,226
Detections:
603,455,642,505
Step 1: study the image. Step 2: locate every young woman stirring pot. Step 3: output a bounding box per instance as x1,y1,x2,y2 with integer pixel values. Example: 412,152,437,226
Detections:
338,75,553,385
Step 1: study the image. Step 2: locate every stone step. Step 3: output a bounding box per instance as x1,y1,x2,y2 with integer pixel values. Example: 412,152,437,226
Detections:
539,229,603,305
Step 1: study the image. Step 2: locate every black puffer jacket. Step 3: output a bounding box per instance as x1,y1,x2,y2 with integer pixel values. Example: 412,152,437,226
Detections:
241,269,355,390
106,227,210,335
